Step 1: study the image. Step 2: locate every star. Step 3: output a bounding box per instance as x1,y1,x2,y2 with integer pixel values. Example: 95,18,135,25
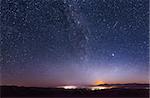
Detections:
111,53,115,57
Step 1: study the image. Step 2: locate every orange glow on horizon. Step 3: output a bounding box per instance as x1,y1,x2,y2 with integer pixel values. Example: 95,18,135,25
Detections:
95,80,105,85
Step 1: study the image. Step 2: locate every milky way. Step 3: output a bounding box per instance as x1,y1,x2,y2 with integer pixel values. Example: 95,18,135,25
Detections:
1,0,149,86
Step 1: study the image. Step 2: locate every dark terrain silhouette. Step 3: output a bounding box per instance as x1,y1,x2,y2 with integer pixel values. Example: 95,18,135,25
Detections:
1,84,149,98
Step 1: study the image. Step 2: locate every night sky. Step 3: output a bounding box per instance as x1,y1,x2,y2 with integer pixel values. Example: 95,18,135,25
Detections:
1,0,149,87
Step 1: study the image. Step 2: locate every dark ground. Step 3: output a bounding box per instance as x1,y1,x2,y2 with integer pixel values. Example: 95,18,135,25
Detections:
0,86,149,98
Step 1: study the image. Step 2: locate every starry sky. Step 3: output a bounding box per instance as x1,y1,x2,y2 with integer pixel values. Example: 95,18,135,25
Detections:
1,0,149,87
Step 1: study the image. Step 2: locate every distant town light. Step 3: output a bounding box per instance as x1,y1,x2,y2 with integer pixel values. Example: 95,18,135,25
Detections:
63,86,77,89
91,86,107,90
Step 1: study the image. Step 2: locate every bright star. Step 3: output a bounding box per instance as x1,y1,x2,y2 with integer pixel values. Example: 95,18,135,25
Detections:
112,53,115,57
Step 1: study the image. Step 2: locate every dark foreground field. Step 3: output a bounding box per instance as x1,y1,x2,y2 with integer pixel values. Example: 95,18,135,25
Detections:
1,86,149,98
